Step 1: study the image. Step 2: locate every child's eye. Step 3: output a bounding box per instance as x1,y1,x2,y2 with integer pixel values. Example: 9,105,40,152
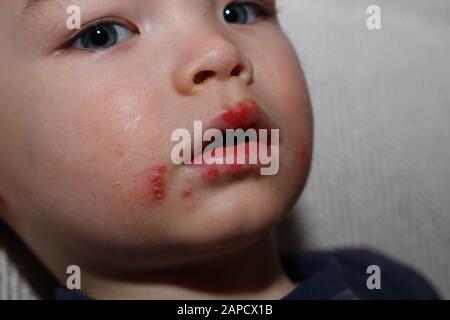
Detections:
223,1,277,25
69,20,137,52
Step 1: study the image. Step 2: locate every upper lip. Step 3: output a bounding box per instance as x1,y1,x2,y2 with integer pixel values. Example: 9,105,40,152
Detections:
191,98,274,161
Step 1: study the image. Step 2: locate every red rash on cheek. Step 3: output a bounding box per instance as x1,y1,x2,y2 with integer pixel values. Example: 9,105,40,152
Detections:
295,145,307,161
128,164,169,207
146,165,167,202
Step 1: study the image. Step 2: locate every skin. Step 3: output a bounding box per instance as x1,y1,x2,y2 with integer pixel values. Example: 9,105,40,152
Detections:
0,0,313,299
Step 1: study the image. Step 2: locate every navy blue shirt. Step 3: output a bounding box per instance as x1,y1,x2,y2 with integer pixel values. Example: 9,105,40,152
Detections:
55,248,440,300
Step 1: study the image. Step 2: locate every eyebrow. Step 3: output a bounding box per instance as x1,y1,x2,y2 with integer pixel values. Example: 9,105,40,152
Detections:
22,0,46,14
23,0,79,18
23,0,63,14
24,0,47,10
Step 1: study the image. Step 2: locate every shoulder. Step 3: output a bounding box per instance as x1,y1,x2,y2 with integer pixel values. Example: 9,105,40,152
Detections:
320,248,441,299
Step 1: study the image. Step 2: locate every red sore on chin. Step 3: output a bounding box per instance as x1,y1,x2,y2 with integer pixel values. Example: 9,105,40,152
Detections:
182,187,193,198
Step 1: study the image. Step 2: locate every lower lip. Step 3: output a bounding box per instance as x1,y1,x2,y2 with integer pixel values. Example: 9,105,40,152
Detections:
188,141,266,182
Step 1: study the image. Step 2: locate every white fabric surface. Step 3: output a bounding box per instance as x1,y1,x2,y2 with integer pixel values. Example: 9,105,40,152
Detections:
276,0,450,298
1,0,449,299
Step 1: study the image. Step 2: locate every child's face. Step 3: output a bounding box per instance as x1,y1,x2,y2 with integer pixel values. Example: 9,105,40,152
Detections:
0,0,312,277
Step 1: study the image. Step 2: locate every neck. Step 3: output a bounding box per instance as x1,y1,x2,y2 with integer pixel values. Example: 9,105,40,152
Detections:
81,232,297,299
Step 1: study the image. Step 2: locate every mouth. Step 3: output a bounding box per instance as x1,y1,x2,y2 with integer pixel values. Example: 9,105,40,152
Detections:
190,99,273,166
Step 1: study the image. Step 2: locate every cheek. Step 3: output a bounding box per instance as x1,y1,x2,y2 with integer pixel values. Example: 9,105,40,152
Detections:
25,78,174,205
38,56,172,161
48,76,162,154
293,137,313,175
252,30,311,124
295,143,308,162
256,36,314,174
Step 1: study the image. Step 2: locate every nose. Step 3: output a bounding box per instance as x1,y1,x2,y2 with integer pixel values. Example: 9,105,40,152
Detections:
172,35,254,95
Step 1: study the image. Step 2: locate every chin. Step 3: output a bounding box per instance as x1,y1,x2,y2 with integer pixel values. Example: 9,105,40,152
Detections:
169,178,287,251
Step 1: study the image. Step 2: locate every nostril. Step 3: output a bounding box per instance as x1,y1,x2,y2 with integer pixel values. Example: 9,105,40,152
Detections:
193,70,216,85
230,64,244,77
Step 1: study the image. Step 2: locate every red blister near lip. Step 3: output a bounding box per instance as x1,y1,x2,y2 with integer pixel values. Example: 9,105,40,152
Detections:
221,99,256,127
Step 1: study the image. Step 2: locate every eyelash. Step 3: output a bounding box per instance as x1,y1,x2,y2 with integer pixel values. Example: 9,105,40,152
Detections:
59,1,278,53
59,18,137,52
228,0,279,21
